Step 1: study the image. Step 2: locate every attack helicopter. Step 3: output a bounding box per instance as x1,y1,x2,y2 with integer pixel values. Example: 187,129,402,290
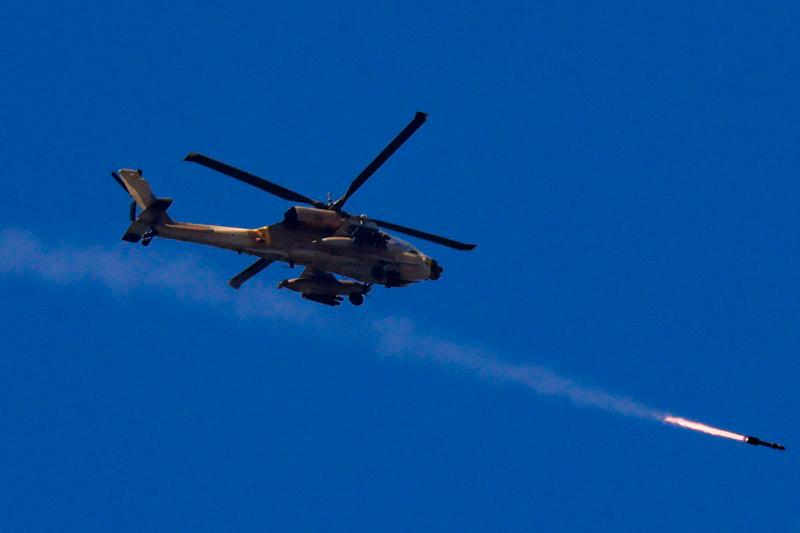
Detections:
112,112,476,307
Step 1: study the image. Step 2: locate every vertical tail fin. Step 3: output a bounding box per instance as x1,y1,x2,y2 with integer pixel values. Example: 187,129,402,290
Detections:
112,168,157,209
112,168,174,243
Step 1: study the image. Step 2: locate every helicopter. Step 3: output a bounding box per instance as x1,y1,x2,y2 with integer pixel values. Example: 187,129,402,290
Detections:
112,111,476,307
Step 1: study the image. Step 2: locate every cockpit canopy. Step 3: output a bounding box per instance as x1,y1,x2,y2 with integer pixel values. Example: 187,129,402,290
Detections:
389,235,422,256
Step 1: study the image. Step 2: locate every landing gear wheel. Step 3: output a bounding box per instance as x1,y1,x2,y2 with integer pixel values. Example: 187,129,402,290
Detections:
349,293,364,306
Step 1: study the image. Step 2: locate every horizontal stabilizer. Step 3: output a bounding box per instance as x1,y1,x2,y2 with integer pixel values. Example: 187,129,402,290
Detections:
137,198,174,225
120,198,174,242
229,258,273,289
122,220,148,243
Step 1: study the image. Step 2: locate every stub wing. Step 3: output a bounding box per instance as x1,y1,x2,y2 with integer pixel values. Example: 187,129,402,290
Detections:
299,267,337,282
278,268,368,307
296,268,344,305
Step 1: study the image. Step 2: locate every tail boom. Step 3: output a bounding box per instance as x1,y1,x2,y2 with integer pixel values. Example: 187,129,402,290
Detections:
113,166,278,256
156,222,256,252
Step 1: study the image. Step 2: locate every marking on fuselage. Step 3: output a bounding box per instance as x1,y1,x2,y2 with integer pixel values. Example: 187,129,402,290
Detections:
256,227,271,246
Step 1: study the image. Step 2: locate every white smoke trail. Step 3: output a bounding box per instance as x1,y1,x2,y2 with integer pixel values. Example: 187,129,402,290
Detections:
1,228,761,445
0,228,311,321
372,316,667,421
371,318,761,443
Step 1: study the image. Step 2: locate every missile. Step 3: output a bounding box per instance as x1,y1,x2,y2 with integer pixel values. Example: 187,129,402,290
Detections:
744,435,785,451
277,276,368,296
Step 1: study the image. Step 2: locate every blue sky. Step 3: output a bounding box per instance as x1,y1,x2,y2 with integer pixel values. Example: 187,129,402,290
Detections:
1,2,798,531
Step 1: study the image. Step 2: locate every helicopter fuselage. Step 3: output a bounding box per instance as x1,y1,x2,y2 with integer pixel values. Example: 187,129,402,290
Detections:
154,213,440,286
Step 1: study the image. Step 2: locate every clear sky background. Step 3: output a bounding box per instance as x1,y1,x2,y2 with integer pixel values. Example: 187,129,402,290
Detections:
1,2,798,531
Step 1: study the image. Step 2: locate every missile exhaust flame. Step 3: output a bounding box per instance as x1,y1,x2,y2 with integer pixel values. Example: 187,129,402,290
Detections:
663,416,746,442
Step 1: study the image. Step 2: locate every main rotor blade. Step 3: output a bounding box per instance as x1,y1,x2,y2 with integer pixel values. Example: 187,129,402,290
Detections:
333,111,428,210
369,217,477,251
228,257,273,289
184,152,326,208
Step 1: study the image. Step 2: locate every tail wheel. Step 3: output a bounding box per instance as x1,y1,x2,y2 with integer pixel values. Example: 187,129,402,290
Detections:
141,228,156,246
349,293,364,306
